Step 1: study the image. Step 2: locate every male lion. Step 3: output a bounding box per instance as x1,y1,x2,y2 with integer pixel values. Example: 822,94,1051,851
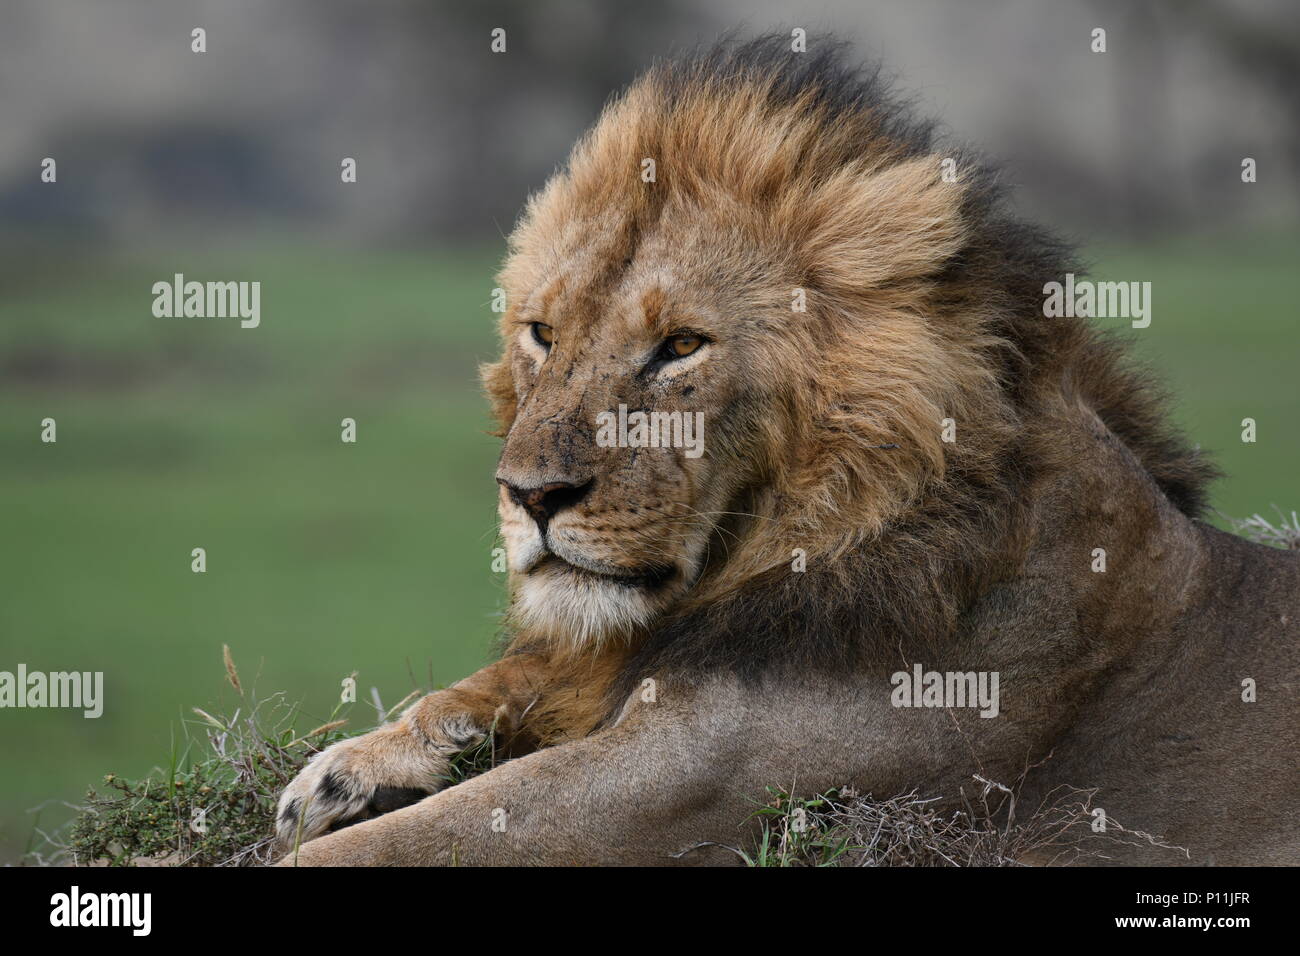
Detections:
276,37,1299,865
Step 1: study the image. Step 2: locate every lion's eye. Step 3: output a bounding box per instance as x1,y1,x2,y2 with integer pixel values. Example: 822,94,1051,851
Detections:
531,322,554,349
661,333,704,360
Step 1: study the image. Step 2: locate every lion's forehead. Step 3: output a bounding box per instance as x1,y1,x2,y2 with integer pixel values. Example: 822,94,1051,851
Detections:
511,166,785,273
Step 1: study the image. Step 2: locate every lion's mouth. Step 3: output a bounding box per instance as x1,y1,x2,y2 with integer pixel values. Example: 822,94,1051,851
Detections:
533,552,675,590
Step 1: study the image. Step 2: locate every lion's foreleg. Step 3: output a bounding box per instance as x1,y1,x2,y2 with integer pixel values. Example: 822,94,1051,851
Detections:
277,677,770,865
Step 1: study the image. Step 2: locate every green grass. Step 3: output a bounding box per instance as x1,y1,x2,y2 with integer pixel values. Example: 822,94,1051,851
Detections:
1,231,1296,862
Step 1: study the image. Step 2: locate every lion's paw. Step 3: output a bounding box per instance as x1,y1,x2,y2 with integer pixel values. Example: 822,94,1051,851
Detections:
276,724,457,849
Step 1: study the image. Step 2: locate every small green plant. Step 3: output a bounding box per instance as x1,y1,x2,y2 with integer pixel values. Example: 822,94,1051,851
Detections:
744,788,860,867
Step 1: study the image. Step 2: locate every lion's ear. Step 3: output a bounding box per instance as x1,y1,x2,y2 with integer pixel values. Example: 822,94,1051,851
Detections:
796,156,966,293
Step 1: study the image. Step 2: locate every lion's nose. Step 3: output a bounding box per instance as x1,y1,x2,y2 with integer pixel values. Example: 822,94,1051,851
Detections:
498,477,594,529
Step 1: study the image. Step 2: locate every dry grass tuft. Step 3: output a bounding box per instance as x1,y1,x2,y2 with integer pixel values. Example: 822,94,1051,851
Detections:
26,652,500,867
28,692,354,867
1227,507,1300,550
681,771,1189,866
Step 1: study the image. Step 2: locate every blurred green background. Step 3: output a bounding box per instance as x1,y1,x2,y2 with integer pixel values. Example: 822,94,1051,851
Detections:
2,0,1298,862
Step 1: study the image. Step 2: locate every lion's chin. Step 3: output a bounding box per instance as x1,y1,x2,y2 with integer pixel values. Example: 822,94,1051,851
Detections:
511,555,680,648
532,551,676,590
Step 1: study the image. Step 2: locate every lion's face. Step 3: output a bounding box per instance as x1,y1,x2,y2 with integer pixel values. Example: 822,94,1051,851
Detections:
485,68,978,647
492,211,791,645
